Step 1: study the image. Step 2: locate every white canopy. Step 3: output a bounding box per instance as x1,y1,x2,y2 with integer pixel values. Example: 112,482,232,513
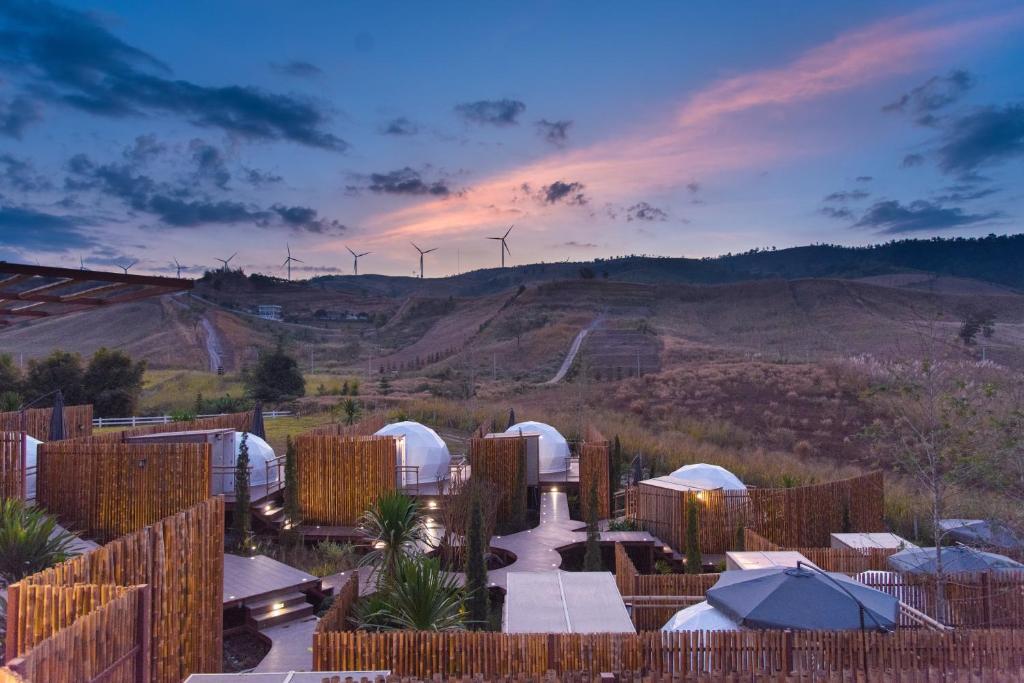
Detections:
26,435,42,500
375,421,451,484
504,421,570,474
662,601,742,632
668,463,746,492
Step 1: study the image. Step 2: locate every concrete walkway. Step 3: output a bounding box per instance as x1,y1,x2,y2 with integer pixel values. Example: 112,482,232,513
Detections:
251,615,319,673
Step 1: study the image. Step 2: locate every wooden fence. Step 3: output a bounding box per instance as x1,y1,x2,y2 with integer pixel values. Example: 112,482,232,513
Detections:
579,440,610,521
468,436,528,531
308,414,388,437
296,434,397,525
307,670,1024,683
0,404,93,441
2,585,148,683
36,440,210,542
615,544,718,630
6,497,224,683
86,410,253,442
313,627,1024,677
628,472,884,554
317,575,360,633
1,431,23,500
742,528,895,573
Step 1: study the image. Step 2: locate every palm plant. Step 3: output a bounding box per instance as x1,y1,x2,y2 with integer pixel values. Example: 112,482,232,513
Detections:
0,499,76,585
358,492,426,585
355,555,465,631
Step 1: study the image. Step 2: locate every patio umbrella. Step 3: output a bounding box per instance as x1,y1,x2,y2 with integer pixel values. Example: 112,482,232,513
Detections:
48,390,65,441
706,566,898,631
250,401,266,440
506,408,516,430
940,519,1023,552
888,546,1024,575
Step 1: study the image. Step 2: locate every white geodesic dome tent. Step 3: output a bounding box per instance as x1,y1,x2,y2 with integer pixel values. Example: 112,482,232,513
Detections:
662,600,742,632
212,432,280,494
504,421,570,474
375,421,451,484
668,463,747,492
25,435,42,500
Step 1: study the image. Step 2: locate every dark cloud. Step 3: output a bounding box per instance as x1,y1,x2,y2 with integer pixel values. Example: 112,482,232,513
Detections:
270,60,322,78
935,104,1024,174
535,119,572,146
0,206,93,249
882,70,973,124
367,167,450,197
189,139,230,188
540,180,587,206
0,1,347,150
123,134,166,164
686,182,700,194
823,190,869,202
243,168,283,186
562,241,598,248
380,117,419,136
271,204,345,234
146,195,266,227
852,199,1000,234
454,99,526,126
65,154,157,209
932,185,1001,203
626,201,668,222
901,153,925,168
819,206,854,220
0,154,52,191
0,96,41,138
855,176,873,182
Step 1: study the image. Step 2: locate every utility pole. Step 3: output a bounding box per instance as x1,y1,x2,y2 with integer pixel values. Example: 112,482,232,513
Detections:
636,349,641,377
492,353,497,382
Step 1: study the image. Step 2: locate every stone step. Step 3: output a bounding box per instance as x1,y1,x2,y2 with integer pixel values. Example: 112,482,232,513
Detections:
247,591,308,616
248,600,315,631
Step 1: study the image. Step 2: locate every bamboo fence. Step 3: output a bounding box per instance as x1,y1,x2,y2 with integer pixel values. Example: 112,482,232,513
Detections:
295,434,398,525
468,436,528,530
742,529,895,573
314,575,360,637
7,497,224,683
312,627,1024,677
628,472,884,554
615,544,718,630
579,440,610,520
1,431,23,500
0,404,93,441
2,585,148,683
36,440,210,542
309,414,388,437
311,670,1024,683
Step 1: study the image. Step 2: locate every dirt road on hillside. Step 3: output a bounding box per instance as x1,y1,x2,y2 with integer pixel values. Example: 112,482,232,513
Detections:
546,316,603,384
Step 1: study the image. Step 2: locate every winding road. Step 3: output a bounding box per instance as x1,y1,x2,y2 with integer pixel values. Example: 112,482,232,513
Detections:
545,316,603,384
200,316,224,372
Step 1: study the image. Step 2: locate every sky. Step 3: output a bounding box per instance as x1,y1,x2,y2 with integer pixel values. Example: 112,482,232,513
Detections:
0,0,1023,278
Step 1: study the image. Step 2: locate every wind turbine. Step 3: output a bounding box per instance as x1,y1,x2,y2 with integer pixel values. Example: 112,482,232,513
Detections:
346,246,371,276
118,261,137,275
215,252,237,272
282,243,303,281
172,258,183,278
79,256,86,271
487,225,513,268
411,242,437,279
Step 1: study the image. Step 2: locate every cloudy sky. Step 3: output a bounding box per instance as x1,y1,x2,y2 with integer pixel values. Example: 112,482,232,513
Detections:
1,1,1022,278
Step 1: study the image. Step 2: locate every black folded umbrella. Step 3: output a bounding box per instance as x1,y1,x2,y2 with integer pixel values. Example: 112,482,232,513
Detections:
49,389,65,441
707,565,898,631
250,401,266,440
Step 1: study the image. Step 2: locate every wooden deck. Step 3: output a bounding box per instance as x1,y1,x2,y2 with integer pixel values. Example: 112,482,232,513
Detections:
223,553,322,608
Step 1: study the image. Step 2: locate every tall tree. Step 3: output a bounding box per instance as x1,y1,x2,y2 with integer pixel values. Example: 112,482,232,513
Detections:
685,498,702,574
583,478,602,571
82,347,146,417
245,341,305,402
464,487,489,627
24,351,84,405
233,432,252,551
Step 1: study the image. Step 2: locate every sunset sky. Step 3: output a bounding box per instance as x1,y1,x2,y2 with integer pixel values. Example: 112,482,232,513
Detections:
1,1,1023,278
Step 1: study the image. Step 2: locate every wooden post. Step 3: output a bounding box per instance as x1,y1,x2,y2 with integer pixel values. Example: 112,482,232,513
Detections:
4,583,18,663
782,629,793,673
137,585,152,683
981,571,992,628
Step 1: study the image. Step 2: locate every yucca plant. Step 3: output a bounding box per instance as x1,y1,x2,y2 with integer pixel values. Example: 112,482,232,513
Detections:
355,555,465,631
358,492,426,585
0,499,76,585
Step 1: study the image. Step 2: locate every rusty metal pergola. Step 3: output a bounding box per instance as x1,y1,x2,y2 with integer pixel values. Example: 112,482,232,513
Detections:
0,262,192,327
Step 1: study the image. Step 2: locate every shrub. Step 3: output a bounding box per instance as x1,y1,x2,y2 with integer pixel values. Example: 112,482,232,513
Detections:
0,499,76,586
245,342,305,402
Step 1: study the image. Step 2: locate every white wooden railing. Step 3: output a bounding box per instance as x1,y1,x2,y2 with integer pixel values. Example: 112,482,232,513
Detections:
93,411,292,428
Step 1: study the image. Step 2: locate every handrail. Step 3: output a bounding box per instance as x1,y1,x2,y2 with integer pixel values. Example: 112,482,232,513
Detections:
899,601,951,631
93,410,292,428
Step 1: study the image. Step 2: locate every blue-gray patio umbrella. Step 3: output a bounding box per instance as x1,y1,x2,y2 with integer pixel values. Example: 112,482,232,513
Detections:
888,546,1024,575
250,401,266,440
48,390,65,441
706,566,898,631
940,519,1023,552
